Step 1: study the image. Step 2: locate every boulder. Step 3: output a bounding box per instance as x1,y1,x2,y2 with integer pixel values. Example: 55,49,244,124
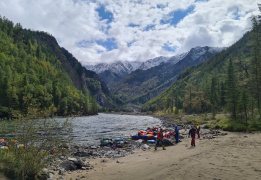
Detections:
59,161,77,171
59,158,85,171
39,168,49,180
73,159,85,169
73,151,90,157
91,146,98,149
140,144,150,151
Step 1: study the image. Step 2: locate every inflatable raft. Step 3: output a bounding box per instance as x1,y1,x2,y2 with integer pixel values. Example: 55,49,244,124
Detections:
131,134,156,140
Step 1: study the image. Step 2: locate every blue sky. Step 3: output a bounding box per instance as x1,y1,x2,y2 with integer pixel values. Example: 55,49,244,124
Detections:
160,5,195,26
0,0,259,65
97,5,114,24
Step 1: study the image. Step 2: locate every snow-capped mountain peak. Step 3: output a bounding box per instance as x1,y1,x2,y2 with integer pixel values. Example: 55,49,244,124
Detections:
85,46,226,80
85,57,170,76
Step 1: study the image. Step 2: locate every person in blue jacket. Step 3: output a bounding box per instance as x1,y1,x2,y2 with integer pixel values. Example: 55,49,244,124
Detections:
174,125,179,143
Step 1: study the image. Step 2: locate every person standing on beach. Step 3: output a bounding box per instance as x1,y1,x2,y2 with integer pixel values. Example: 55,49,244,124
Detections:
189,126,196,147
155,129,166,150
174,125,179,143
196,123,200,138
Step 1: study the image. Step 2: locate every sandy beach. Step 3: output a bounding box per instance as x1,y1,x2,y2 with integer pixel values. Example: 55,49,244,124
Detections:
54,131,261,180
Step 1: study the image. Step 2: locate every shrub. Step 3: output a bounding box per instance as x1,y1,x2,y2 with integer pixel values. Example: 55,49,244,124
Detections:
0,108,72,180
214,125,220,129
222,125,234,131
146,111,153,115
233,124,247,132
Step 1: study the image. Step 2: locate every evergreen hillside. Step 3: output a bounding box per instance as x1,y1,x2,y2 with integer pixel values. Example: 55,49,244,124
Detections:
0,16,120,118
142,28,253,118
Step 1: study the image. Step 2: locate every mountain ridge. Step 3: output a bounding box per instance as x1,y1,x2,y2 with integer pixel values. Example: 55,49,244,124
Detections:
86,47,225,85
85,56,171,84
142,31,252,113
107,46,226,104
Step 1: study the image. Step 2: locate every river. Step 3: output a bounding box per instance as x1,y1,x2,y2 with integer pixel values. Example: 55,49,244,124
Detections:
67,113,162,145
1,113,162,145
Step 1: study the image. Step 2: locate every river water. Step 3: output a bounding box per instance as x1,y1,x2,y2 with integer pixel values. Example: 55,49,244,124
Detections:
1,113,162,145
66,113,162,145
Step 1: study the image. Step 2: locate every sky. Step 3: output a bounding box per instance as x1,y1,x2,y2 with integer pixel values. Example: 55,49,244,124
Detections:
0,0,259,65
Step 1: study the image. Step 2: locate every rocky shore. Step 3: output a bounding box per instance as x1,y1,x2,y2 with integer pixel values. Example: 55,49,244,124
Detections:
44,113,225,180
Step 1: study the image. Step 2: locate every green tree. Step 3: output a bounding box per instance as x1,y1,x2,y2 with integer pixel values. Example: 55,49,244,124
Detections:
226,58,239,120
210,76,219,119
249,16,261,115
183,84,195,113
238,88,250,122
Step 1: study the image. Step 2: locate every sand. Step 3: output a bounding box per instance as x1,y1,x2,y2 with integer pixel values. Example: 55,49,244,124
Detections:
54,131,261,180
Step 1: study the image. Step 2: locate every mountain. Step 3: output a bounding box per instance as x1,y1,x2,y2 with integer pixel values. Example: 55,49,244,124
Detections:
0,16,120,118
107,46,226,104
30,32,121,108
86,61,140,75
142,30,252,113
85,56,170,84
137,56,170,70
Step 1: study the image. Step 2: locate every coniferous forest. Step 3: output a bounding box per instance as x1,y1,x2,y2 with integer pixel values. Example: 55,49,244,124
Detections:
0,16,99,118
142,5,261,131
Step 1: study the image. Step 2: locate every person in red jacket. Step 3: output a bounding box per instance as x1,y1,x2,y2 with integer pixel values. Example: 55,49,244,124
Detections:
155,129,166,150
196,123,200,138
189,126,196,147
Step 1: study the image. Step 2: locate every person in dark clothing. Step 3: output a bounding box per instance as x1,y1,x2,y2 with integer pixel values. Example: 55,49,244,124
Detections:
189,126,196,147
174,125,179,143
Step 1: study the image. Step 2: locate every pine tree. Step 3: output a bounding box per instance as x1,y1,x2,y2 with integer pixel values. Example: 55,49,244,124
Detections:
249,15,261,115
238,88,249,122
226,58,239,120
210,76,219,119
183,84,195,113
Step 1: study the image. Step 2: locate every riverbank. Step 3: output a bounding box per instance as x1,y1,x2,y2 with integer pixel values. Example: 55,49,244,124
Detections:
53,131,261,180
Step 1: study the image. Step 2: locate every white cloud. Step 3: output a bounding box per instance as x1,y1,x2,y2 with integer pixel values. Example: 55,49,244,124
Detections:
174,0,259,54
0,0,259,65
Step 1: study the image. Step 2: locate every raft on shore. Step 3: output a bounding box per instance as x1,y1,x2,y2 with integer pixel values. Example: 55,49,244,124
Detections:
130,134,156,140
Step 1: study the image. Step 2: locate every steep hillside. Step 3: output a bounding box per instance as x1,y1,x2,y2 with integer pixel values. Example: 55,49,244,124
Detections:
108,46,225,104
29,28,120,108
0,16,119,118
142,30,251,113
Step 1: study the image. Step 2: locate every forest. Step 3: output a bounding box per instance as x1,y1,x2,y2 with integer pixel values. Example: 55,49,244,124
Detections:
0,16,98,118
142,5,261,130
